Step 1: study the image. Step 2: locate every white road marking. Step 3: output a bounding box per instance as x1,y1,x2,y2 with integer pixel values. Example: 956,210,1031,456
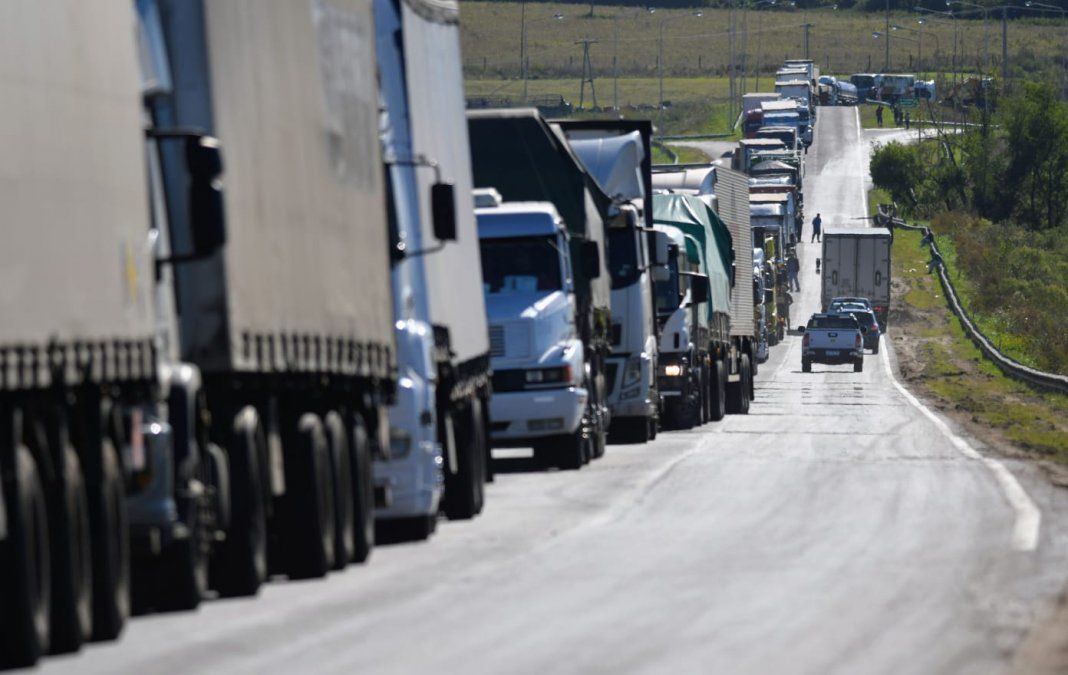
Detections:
880,345,1041,551
856,107,869,216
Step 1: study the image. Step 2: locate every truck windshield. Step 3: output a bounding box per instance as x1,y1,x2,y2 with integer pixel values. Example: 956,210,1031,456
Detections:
852,75,875,88
479,236,563,294
653,256,681,317
608,228,640,290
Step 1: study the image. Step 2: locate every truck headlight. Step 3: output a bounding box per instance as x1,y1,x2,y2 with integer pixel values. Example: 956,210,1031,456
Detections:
663,364,683,377
525,365,572,385
622,355,642,387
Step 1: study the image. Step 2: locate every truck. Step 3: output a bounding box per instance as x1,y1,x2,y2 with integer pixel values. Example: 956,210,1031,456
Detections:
744,92,783,114
783,59,820,86
373,0,492,537
877,74,916,103
821,228,892,331
733,138,790,174
653,193,755,428
775,80,815,115
850,73,880,102
560,121,662,443
750,192,800,245
468,110,613,465
150,0,399,587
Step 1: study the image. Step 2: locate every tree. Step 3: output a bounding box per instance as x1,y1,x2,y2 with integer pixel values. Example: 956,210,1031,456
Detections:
870,142,923,209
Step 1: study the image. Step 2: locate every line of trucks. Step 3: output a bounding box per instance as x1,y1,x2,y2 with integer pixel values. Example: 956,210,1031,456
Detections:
1,0,768,667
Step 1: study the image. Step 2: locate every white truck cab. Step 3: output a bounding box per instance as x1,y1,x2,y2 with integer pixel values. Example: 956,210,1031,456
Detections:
476,198,591,468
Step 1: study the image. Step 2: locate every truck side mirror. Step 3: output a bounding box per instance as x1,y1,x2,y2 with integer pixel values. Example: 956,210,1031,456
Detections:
431,182,458,242
581,240,601,279
186,135,226,257
690,274,710,305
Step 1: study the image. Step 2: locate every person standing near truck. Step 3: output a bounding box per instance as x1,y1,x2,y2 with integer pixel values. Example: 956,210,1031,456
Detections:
787,255,801,291
875,105,883,127
811,213,822,243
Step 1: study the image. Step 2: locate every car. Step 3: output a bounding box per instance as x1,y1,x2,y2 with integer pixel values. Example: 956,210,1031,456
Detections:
799,313,865,373
829,296,873,313
835,308,881,353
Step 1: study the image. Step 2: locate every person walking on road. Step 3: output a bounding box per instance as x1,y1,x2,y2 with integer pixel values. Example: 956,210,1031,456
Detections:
786,255,801,291
875,105,883,127
905,111,911,130
811,213,822,243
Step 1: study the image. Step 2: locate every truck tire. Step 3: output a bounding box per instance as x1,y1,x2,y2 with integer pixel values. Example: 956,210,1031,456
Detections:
49,446,93,653
648,415,658,441
709,359,727,422
443,399,486,520
0,446,51,667
350,415,375,564
483,396,495,484
324,412,354,570
285,414,335,580
802,358,812,372
155,469,210,612
211,409,268,598
88,439,129,642
854,358,864,373
555,428,586,471
726,355,751,415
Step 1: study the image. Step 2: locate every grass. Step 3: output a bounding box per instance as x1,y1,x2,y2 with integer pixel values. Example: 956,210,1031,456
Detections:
886,205,1068,459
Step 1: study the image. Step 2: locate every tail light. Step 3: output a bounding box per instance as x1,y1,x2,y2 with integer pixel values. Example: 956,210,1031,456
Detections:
802,333,810,347
855,333,863,347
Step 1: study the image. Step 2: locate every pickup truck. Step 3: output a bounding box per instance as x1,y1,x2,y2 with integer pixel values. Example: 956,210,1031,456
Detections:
800,314,864,373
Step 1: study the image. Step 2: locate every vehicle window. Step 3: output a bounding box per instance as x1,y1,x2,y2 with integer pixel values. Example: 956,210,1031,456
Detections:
847,311,875,326
479,236,563,293
809,315,859,329
654,255,681,316
608,228,640,290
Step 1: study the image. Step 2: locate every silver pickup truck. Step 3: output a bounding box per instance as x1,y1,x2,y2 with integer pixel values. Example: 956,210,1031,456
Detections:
800,313,864,373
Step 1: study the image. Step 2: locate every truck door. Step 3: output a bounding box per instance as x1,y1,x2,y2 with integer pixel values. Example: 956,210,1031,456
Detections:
874,235,891,305
855,236,876,301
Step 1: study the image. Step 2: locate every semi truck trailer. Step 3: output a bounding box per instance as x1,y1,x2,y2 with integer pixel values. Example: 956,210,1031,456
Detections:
374,0,491,538
821,228,893,330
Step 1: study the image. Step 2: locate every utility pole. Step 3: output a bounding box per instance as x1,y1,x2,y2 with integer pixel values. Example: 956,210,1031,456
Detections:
576,39,599,110
804,22,811,60
884,0,890,70
1001,6,1008,85
613,20,619,111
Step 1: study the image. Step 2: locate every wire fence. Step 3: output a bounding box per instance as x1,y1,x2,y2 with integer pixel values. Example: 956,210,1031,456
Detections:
877,203,1068,395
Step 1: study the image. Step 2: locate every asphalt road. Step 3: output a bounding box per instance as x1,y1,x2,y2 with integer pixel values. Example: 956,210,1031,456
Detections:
41,108,1068,675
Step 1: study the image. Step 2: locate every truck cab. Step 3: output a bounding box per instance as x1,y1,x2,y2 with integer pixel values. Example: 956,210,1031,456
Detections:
476,199,593,469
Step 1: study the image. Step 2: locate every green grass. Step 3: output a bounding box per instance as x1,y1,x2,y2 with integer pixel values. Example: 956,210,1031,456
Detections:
888,220,1068,458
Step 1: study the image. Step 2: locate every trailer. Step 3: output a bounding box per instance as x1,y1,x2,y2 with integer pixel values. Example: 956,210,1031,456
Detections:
821,228,892,330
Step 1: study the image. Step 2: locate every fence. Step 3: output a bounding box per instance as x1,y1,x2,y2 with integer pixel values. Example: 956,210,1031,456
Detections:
876,204,1068,395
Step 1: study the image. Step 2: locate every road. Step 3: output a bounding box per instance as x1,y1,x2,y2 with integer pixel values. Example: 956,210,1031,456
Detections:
42,108,1068,675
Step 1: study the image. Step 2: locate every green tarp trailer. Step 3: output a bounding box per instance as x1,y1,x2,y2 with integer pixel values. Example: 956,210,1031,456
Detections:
652,193,733,341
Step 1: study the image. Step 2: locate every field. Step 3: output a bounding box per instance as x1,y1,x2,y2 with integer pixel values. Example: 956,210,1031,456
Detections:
460,1,1068,88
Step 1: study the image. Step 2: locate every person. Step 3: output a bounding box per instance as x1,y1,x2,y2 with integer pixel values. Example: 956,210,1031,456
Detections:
905,111,911,130
875,105,883,127
786,255,800,291
811,213,822,243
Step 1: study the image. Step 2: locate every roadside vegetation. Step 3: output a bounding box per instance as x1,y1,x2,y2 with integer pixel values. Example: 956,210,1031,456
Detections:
870,83,1068,374
885,213,1068,460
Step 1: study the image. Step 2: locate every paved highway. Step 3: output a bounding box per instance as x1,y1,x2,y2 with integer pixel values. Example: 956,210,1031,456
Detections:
41,108,1068,675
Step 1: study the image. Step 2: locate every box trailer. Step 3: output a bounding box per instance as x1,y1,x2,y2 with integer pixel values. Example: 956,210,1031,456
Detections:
821,228,892,329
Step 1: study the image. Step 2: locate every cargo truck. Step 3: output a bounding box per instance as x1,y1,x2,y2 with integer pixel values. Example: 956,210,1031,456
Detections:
775,80,815,116
821,228,892,330
653,194,754,428
468,110,613,464
373,0,491,538
559,121,662,443
152,0,397,591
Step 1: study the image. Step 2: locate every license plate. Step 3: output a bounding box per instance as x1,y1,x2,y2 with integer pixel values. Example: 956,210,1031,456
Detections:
826,350,839,356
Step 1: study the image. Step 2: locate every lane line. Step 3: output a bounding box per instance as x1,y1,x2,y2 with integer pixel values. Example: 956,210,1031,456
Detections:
879,344,1041,551
856,107,868,216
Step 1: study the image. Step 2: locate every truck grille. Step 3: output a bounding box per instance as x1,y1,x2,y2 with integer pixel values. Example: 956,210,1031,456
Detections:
491,369,527,393
489,325,505,357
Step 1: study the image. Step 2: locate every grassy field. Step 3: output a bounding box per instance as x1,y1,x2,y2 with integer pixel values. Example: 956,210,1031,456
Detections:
885,210,1068,459
460,2,1067,83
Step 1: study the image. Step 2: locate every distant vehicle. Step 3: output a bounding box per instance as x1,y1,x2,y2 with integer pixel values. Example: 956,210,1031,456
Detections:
914,80,936,101
800,314,865,373
761,99,813,144
836,308,881,353
775,79,814,114
829,296,874,313
743,92,782,115
821,228,892,331
878,74,916,103
755,125,801,153
850,73,878,102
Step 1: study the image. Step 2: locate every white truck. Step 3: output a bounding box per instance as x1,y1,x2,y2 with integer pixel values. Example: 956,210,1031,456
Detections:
775,79,815,116
820,228,892,330
561,121,661,443
373,0,491,539
743,92,783,114
468,110,613,467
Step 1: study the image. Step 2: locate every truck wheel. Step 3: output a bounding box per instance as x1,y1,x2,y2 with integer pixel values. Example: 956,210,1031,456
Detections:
802,358,812,373
443,399,485,520
155,463,210,612
854,358,864,373
0,446,51,667
555,428,586,471
211,410,268,597
726,355,751,415
350,415,375,564
701,363,712,425
49,446,93,653
483,396,495,484
324,412,354,570
709,359,727,422
377,514,437,543
88,439,129,642
284,414,336,580
648,415,658,441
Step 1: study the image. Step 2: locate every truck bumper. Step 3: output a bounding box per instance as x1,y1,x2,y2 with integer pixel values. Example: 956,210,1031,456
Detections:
606,355,656,419
374,440,442,520
489,387,587,443
804,348,863,364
